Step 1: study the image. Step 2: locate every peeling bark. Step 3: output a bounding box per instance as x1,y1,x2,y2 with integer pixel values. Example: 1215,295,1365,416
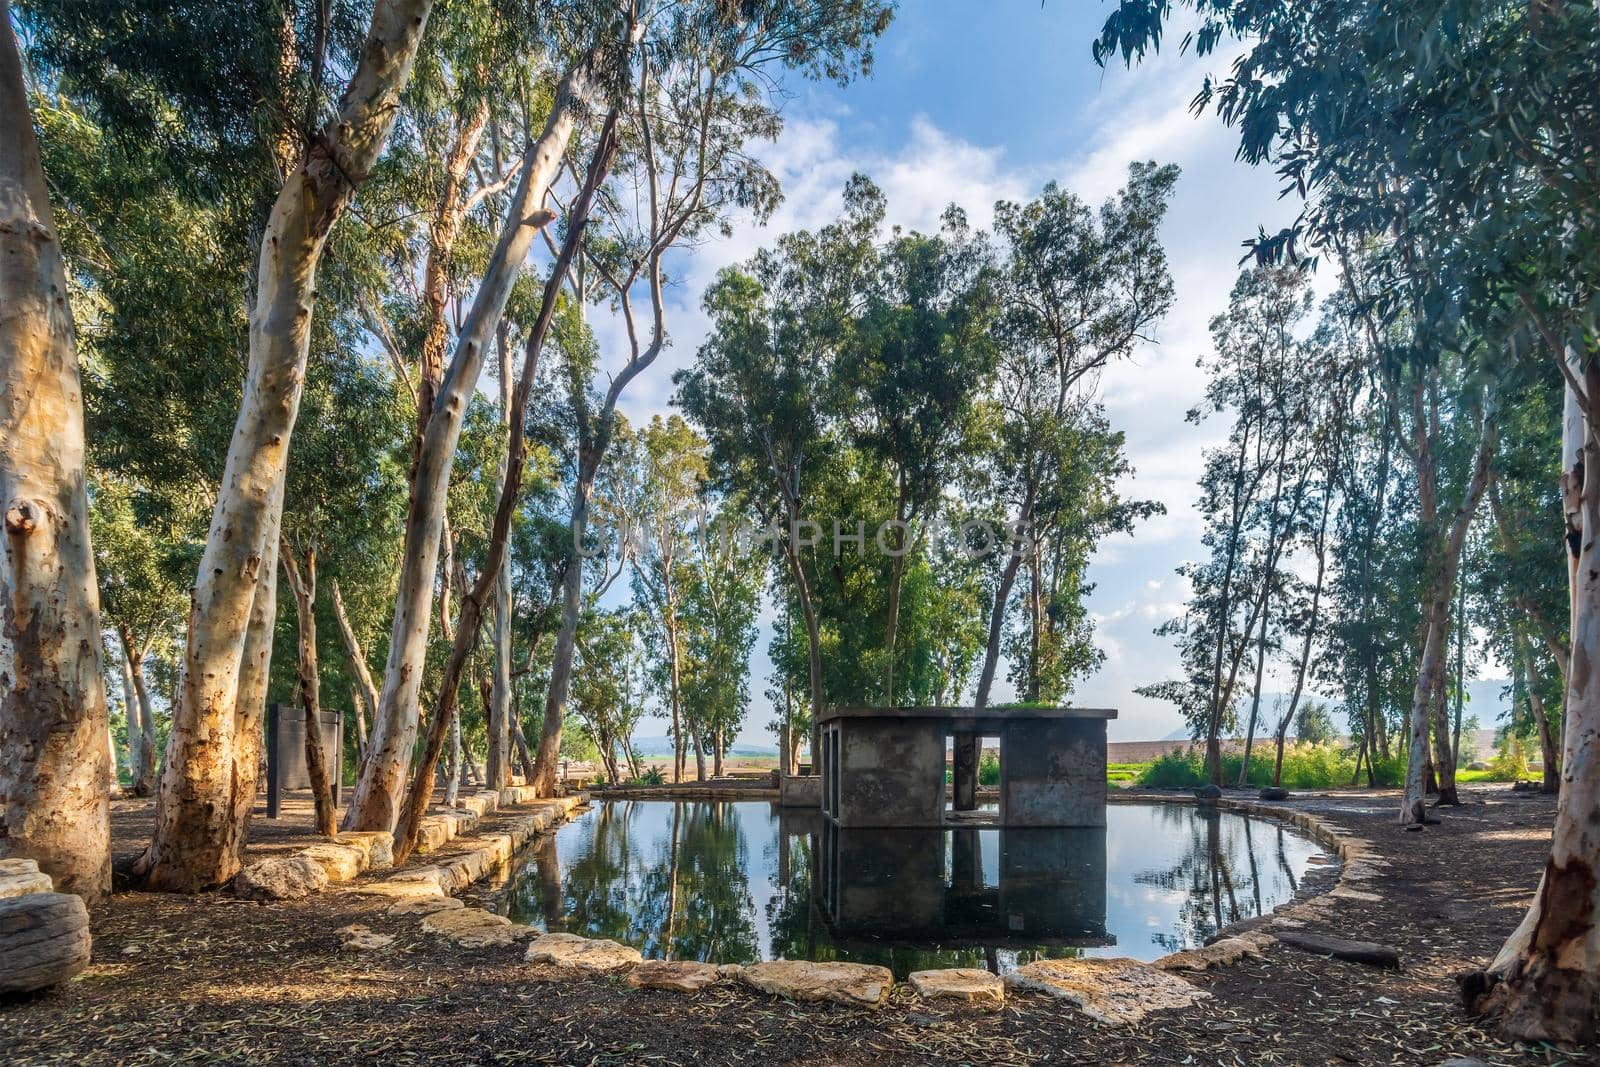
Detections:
1468,360,1600,1042
348,52,599,832
137,0,436,890
0,3,112,903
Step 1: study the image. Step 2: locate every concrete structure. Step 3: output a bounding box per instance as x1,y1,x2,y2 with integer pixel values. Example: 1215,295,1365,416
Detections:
265,703,342,818
816,706,1115,828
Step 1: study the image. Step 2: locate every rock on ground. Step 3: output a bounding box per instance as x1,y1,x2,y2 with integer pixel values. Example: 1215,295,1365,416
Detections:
335,924,396,951
739,960,893,1010
908,968,1005,1009
1006,957,1209,1025
0,858,54,900
420,907,530,948
301,842,366,883
235,856,329,901
625,959,723,993
525,933,642,974
335,831,395,870
0,892,92,994
387,895,464,917
1154,935,1270,972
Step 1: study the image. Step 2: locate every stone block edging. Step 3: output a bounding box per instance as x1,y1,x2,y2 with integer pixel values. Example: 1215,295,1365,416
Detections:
340,792,1361,1027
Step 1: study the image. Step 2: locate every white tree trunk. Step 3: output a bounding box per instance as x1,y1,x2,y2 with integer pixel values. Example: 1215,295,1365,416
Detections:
138,0,435,890
329,579,377,751
1469,365,1600,1042
0,3,112,903
347,58,595,831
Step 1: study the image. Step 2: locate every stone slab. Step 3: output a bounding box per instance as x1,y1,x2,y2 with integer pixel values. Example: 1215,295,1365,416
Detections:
626,959,724,993
908,968,1005,1008
1006,957,1209,1025
524,933,642,974
739,960,893,1010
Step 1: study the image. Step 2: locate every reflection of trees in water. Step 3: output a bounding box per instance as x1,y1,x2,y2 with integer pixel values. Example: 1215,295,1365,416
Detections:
504,801,759,962
653,802,760,963
1135,810,1293,951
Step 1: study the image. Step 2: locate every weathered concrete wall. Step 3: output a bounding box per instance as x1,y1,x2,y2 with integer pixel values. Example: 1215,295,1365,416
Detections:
779,774,821,808
835,720,946,828
1001,718,1107,827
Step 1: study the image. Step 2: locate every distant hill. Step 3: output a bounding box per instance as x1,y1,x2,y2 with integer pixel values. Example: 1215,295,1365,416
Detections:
630,734,777,758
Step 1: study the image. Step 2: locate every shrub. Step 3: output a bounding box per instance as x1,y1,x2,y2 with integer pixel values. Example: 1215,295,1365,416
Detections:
1367,753,1405,788
978,751,1001,786
1136,748,1209,788
1134,743,1357,789
1489,733,1529,782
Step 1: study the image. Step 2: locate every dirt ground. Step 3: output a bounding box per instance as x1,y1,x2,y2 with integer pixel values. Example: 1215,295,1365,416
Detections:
0,786,1592,1066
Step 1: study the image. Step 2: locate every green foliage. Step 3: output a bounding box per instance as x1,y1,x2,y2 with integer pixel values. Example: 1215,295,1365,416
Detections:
1489,732,1530,784
978,750,1000,787
1134,744,1359,789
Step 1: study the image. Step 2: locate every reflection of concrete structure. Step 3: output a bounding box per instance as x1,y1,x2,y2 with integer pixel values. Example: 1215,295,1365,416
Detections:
816,706,1115,828
813,823,1111,948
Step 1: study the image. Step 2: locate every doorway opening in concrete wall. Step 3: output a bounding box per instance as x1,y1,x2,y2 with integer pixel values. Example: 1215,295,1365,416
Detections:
948,732,1001,821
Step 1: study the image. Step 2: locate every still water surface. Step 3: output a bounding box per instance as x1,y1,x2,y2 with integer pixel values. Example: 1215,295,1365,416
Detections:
489,800,1323,977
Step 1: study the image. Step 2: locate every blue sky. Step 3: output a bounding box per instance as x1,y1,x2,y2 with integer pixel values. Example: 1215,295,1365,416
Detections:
609,3,1312,746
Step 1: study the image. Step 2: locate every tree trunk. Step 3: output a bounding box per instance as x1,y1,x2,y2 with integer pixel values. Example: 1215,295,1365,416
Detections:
1466,362,1600,1042
0,5,111,902
511,718,536,782
329,580,377,756
118,628,158,797
882,484,909,704
966,505,1030,812
349,55,595,831
487,327,514,791
392,110,618,861
443,705,461,805
139,0,434,889
1431,643,1460,805
1516,634,1560,795
1237,595,1273,788
713,726,724,778
534,508,588,795
281,544,336,837
1400,390,1495,822
689,719,707,781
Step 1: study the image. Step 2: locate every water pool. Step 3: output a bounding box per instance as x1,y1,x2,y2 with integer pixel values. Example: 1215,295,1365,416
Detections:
486,800,1326,978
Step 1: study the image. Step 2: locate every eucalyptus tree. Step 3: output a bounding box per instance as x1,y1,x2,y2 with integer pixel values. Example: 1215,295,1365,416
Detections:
626,415,709,779
131,0,438,890
545,4,891,789
1142,268,1314,784
349,7,631,832
570,608,648,783
1267,308,1364,786
90,479,191,798
1482,372,1567,793
840,209,997,702
0,1,110,901
1095,0,1600,1035
678,177,882,761
677,492,763,777
390,101,623,863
